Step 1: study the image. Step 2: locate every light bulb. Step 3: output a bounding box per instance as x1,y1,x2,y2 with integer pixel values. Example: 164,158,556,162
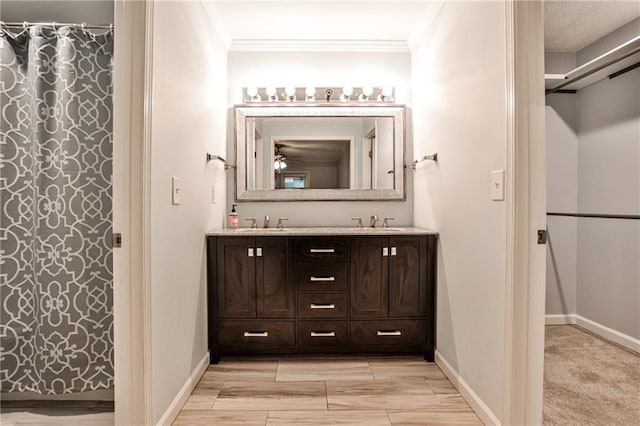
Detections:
246,87,258,97
266,86,276,96
285,86,295,96
305,86,315,96
362,86,373,96
342,86,353,96
382,86,393,97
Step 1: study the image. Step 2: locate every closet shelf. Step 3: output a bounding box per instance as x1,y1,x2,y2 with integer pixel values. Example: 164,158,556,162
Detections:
545,34,640,93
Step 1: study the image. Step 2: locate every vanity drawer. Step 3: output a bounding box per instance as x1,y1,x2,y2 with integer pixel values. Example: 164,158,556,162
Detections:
218,320,295,346
297,293,347,319
298,321,348,346
350,320,426,346
296,264,348,292
295,237,349,263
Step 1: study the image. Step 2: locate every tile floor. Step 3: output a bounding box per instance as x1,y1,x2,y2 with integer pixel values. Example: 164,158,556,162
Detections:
173,356,482,425
0,357,482,425
0,401,114,425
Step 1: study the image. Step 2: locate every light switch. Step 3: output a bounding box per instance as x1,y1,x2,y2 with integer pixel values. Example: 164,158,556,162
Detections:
491,169,504,201
172,177,181,205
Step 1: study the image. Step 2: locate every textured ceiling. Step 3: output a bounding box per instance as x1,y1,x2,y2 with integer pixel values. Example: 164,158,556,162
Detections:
544,0,640,52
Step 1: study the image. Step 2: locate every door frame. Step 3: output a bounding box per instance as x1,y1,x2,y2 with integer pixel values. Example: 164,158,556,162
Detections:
112,0,153,424
502,1,546,424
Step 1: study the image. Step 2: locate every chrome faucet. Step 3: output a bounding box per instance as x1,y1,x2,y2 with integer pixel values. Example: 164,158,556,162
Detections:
351,217,364,228
245,218,257,228
263,215,270,228
383,217,395,228
369,215,379,228
277,218,288,229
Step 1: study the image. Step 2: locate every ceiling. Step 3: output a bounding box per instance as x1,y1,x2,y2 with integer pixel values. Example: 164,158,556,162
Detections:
544,0,640,52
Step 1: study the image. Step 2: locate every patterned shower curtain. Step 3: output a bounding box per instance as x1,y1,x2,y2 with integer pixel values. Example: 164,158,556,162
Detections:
0,25,114,394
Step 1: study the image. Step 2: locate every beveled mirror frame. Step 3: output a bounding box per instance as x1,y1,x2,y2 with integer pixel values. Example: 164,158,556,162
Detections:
235,104,406,201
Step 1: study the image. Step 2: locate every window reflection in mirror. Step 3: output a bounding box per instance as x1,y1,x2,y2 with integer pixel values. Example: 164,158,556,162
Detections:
246,117,395,191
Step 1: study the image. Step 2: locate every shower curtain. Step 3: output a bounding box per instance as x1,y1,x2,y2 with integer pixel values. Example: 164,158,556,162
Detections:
0,25,114,394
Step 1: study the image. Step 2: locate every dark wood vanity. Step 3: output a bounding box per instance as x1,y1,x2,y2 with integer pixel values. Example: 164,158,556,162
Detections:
206,230,437,363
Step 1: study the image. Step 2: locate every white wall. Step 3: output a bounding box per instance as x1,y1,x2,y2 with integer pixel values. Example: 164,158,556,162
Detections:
149,1,227,422
412,1,508,420
226,51,413,227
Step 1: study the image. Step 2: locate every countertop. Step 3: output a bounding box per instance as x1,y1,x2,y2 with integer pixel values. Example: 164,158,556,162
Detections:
206,226,438,236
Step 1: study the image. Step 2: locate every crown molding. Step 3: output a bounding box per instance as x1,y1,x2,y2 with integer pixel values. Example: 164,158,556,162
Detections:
406,0,446,52
228,39,410,53
201,0,232,50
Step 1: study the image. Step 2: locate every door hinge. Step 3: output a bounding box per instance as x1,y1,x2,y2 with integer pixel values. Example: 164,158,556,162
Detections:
113,233,122,248
537,229,547,245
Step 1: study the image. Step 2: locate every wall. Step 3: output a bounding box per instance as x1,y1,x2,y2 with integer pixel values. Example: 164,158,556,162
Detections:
545,53,578,317
149,1,227,422
226,51,413,227
412,0,508,420
0,0,114,23
545,19,640,342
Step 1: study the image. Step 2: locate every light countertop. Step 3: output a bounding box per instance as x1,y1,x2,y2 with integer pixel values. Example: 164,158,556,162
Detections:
206,226,437,236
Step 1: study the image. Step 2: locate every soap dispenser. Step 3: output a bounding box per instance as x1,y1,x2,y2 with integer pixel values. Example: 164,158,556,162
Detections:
228,204,239,228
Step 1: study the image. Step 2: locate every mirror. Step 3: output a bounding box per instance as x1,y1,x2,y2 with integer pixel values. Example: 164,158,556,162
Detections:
235,105,405,201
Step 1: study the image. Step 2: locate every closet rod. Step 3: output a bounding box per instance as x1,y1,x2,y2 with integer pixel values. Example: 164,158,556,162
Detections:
1,21,113,30
547,212,640,220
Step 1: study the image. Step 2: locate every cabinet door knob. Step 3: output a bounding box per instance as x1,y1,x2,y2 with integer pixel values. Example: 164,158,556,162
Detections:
310,331,336,337
376,330,402,336
309,276,335,282
382,247,389,257
310,303,335,309
243,331,269,337
390,246,397,256
256,247,263,257
248,248,254,257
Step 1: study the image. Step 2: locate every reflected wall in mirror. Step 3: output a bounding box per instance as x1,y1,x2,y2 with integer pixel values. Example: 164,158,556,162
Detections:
236,105,405,201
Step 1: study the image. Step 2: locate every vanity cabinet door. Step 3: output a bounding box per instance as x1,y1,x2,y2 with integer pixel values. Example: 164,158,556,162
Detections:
256,237,295,318
388,237,426,317
350,237,389,318
217,238,256,318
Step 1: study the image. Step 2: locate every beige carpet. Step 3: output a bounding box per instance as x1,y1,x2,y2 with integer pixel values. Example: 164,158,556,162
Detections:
543,325,640,425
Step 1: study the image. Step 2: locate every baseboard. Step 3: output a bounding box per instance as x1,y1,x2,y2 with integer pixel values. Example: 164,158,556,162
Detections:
574,315,640,354
156,351,210,426
546,313,639,353
1,388,114,401
545,314,577,325
435,350,501,426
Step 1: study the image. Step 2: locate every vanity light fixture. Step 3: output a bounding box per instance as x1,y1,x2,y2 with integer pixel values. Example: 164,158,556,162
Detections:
285,86,296,102
359,86,373,101
305,86,316,102
378,86,394,102
241,86,395,103
266,86,278,102
246,86,261,102
341,86,353,102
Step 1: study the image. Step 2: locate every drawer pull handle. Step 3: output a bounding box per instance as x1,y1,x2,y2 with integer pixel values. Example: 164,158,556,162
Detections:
310,331,336,337
248,248,254,257
243,331,269,337
310,303,335,309
309,248,335,253
377,330,402,336
310,276,335,282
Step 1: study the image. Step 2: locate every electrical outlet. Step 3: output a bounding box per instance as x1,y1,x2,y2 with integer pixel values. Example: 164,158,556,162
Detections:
491,169,504,201
172,177,181,205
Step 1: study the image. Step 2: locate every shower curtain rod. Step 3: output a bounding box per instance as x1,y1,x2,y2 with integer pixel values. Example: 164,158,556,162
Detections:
1,21,113,30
